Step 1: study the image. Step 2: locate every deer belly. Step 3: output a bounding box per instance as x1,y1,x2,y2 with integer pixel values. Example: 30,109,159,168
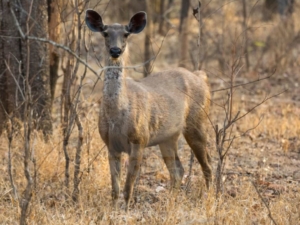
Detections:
147,124,183,147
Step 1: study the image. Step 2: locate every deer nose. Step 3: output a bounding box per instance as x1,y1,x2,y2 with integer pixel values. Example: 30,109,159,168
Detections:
109,47,122,58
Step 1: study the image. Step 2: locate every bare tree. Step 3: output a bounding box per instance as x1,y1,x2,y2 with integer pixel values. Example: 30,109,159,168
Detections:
158,0,166,35
178,0,190,68
2,1,50,224
242,0,250,71
0,0,52,137
48,0,62,106
144,0,153,77
0,58,7,136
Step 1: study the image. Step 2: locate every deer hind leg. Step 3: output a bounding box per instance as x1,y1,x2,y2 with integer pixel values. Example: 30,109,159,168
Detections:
159,135,184,190
184,126,212,189
123,143,144,211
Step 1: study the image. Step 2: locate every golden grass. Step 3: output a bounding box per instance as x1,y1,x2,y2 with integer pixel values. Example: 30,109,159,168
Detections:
0,98,299,224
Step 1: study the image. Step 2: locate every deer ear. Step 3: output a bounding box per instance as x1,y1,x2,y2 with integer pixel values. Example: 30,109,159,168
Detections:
85,9,106,32
127,12,147,34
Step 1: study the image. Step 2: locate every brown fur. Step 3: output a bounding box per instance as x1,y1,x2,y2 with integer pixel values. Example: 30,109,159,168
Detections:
86,10,212,210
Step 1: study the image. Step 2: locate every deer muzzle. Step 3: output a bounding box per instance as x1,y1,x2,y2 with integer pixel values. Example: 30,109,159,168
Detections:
109,47,122,58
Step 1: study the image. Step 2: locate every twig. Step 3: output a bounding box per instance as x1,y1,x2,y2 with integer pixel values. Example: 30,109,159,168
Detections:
4,61,26,101
72,115,83,202
147,29,170,74
29,35,98,76
251,181,278,225
8,1,25,39
235,90,285,123
185,149,194,193
101,56,157,73
6,117,19,200
212,69,276,93
82,144,106,180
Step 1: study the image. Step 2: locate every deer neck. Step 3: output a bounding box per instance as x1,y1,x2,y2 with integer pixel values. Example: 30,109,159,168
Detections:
102,57,128,115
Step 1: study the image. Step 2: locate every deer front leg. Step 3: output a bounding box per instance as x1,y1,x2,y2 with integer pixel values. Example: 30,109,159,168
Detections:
108,151,122,208
123,144,144,211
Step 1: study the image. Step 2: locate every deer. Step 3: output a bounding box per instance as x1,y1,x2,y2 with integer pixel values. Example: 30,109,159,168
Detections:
85,9,212,211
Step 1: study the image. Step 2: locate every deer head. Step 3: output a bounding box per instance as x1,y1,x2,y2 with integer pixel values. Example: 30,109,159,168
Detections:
85,10,147,59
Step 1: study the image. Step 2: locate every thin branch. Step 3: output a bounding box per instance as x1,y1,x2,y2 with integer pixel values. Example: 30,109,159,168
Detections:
212,69,276,93
101,56,157,73
222,135,236,158
219,110,240,133
185,149,195,193
235,90,285,123
6,118,19,200
27,35,98,76
222,116,262,143
81,144,106,180
4,61,26,101
251,181,278,225
8,1,25,39
147,29,170,74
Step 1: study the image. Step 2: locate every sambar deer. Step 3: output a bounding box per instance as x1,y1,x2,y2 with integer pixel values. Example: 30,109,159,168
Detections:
85,9,212,210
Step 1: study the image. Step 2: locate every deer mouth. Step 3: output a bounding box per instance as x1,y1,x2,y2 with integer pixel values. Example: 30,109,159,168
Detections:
110,53,121,59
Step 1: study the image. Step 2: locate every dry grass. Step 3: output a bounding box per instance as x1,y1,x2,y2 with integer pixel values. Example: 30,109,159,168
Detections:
0,96,299,224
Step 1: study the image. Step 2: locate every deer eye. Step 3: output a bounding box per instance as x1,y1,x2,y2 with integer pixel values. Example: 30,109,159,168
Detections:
124,33,130,38
102,32,108,37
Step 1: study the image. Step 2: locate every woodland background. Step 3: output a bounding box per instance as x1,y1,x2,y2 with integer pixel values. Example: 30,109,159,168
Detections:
0,0,299,224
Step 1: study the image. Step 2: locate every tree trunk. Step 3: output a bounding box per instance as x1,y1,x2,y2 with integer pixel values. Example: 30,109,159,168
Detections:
144,0,153,77
0,0,24,134
178,0,190,69
0,51,6,135
242,0,250,71
263,0,294,20
21,0,52,136
158,0,165,35
0,1,6,135
0,73,5,135
48,0,62,107
0,0,52,137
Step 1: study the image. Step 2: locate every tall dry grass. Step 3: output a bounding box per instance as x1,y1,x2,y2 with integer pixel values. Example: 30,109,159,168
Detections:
0,98,299,224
